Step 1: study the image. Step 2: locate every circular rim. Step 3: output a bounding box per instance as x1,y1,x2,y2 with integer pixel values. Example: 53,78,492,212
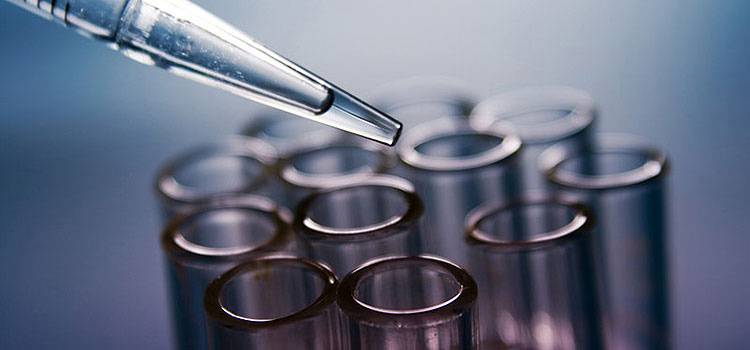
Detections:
278,140,393,189
538,133,668,190
160,195,292,261
397,118,521,172
294,175,423,240
203,253,338,329
366,76,476,115
155,136,277,205
471,86,596,144
241,113,347,155
337,255,477,325
465,195,594,251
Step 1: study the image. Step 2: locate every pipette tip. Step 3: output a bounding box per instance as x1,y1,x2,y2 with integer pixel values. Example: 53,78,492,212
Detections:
319,87,403,146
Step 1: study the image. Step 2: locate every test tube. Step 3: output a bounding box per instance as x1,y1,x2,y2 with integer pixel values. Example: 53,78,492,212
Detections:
155,136,278,221
203,253,344,350
539,134,670,350
471,86,596,194
241,110,349,157
277,139,395,209
161,196,294,350
338,255,478,350
466,196,602,350
367,77,476,130
294,175,423,277
396,118,522,266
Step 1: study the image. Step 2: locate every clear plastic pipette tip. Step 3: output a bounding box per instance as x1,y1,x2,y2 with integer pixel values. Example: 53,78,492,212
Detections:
318,87,403,146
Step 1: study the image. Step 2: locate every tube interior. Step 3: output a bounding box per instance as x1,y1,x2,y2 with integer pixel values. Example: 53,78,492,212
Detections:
475,202,578,244
289,146,381,176
414,133,503,159
354,260,461,312
179,208,276,249
220,261,326,321
558,150,649,176
173,154,264,195
503,108,572,126
306,185,408,232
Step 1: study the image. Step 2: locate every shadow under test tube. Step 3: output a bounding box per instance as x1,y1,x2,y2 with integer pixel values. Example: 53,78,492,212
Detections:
294,175,424,277
471,86,596,194
241,110,349,157
277,139,394,209
397,118,521,267
367,77,476,130
204,254,344,350
466,196,602,350
155,136,278,221
338,255,479,350
539,134,670,350
161,196,294,350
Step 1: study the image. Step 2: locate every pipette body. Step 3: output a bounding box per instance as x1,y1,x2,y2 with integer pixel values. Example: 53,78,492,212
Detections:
7,0,402,145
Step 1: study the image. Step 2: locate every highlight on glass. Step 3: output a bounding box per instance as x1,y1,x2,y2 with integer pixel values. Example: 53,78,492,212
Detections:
203,253,343,350
337,255,478,350
155,136,278,220
241,110,348,157
539,133,670,350
471,86,596,194
294,175,424,277
160,196,294,350
465,195,602,350
396,118,522,266
277,138,395,209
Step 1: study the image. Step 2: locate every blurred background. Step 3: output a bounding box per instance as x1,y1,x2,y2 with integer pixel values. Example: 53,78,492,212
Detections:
0,0,748,348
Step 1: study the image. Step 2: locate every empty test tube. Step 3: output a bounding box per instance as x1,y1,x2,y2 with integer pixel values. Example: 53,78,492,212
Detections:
338,255,478,350
466,196,602,350
241,110,348,157
277,139,395,209
161,196,294,350
203,254,344,350
471,86,596,194
396,118,521,266
155,137,278,220
294,175,423,277
539,134,670,350
368,77,476,130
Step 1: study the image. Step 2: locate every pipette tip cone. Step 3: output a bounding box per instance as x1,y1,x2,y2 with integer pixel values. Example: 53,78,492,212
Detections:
319,87,403,146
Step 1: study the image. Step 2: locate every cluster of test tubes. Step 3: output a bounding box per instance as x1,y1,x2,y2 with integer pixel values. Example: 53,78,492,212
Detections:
155,78,669,350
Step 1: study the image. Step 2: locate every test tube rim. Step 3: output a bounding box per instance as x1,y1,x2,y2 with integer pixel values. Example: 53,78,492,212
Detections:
155,136,278,205
465,195,595,251
470,86,596,145
241,112,348,155
203,253,339,329
337,255,477,325
397,118,521,172
294,175,424,240
539,133,668,190
160,195,293,261
366,76,476,115
277,139,394,189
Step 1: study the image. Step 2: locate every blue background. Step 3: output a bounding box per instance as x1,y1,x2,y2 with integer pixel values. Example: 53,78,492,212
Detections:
1,1,748,348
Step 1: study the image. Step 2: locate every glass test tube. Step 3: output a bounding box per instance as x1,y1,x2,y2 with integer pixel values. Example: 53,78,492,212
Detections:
204,254,344,350
155,136,278,221
471,86,596,194
539,134,670,350
396,118,522,267
367,77,476,130
466,196,602,350
241,110,349,157
277,139,394,209
294,175,424,277
338,255,478,350
161,196,294,350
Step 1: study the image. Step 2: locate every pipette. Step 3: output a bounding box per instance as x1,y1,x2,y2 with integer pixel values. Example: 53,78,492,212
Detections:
7,0,402,145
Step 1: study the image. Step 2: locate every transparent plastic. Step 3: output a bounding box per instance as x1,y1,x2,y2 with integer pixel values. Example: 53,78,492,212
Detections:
154,136,278,220
277,139,394,209
9,0,402,145
204,254,344,350
539,134,670,350
338,255,478,350
294,176,423,277
160,196,294,350
471,86,596,194
466,196,602,350
396,118,522,266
